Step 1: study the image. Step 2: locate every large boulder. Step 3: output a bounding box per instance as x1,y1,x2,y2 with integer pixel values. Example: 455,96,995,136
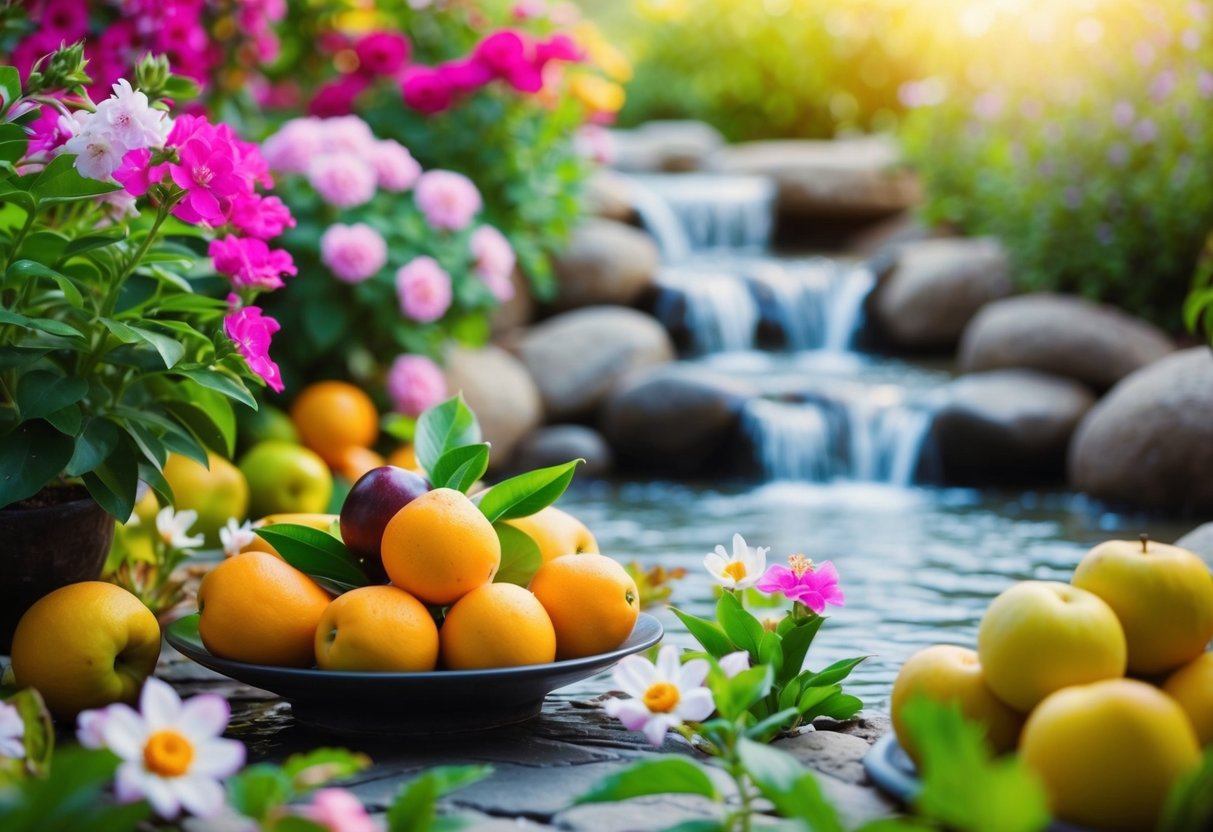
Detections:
959,294,1174,391
927,370,1096,485
515,306,675,421
489,269,535,333
872,237,1013,349
584,170,636,223
1069,348,1213,511
716,136,920,220
599,364,758,474
508,425,614,478
551,219,659,311
443,345,543,470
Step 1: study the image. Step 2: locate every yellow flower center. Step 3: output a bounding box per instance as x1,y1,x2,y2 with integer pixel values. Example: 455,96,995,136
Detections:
643,682,681,714
143,730,194,778
788,554,813,578
723,561,748,582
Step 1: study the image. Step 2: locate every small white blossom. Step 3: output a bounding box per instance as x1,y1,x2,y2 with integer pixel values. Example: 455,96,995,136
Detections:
704,532,768,590
0,701,25,759
218,518,256,558
96,79,170,149
63,130,125,181
156,507,205,550
604,645,715,746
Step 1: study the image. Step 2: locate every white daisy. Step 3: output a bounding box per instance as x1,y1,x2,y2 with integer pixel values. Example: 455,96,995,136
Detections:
156,507,205,550
703,532,768,590
217,518,256,558
603,645,715,746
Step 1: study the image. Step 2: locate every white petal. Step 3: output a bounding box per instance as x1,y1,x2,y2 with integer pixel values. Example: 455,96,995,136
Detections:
143,775,183,819
713,544,729,560
676,687,716,723
643,714,677,746
190,738,245,778
655,645,682,682
718,651,750,678
141,678,182,728
731,533,748,561
172,775,227,819
179,695,229,742
677,657,709,690
703,553,726,577
102,705,148,760
613,655,657,698
115,761,150,804
0,737,24,757
605,698,652,732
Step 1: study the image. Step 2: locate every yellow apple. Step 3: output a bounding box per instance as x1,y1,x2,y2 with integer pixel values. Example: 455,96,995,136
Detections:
1021,678,1200,831
1163,651,1213,746
11,582,161,718
504,506,599,564
891,645,1023,762
239,441,333,518
163,452,250,547
977,581,1126,712
1071,536,1213,675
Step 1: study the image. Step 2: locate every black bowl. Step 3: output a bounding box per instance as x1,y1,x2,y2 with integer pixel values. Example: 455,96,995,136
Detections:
166,612,663,736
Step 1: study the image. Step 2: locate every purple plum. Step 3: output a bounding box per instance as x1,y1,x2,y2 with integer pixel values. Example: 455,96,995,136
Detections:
341,466,430,582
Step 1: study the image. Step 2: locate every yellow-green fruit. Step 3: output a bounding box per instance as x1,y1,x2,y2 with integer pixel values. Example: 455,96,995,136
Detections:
977,581,1126,712
1071,537,1213,675
1163,651,1213,746
504,506,598,564
1021,679,1200,831
237,402,299,452
891,645,1023,762
239,441,333,518
163,452,249,547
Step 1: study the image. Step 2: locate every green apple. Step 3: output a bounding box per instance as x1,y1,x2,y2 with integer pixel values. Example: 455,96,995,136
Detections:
1021,679,1200,832
163,452,249,547
977,581,1126,712
236,402,299,453
891,644,1023,762
1071,536,1213,675
240,441,333,518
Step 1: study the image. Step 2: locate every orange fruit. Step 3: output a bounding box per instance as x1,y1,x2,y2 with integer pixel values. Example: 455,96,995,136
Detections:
333,446,386,482
504,506,598,565
530,553,639,659
198,551,331,667
314,586,438,672
440,583,556,669
381,488,500,606
11,582,161,718
289,381,379,467
387,444,419,471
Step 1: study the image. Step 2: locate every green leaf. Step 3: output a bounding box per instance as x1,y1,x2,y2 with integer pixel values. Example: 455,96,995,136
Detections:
716,591,763,659
712,664,772,722
7,260,82,308
1160,747,1213,832
431,442,490,493
17,230,68,263
0,748,149,832
65,417,121,477
163,397,235,457
415,394,481,476
81,438,140,520
0,309,84,339
0,67,20,112
805,691,863,722
127,324,185,369
30,154,121,204
387,765,492,832
804,656,866,689
0,420,74,508
283,748,372,791
44,404,81,436
492,522,543,586
226,763,293,822
255,524,369,589
174,367,257,409
476,459,583,523
15,371,87,420
776,615,824,684
5,688,54,777
670,607,736,658
64,228,127,255
744,707,802,742
574,757,719,805
738,737,845,832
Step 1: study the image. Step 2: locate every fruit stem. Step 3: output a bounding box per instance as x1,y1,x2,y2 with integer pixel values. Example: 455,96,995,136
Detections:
1139,532,1149,553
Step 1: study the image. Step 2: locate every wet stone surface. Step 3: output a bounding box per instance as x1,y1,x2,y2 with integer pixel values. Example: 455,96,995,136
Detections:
160,652,900,828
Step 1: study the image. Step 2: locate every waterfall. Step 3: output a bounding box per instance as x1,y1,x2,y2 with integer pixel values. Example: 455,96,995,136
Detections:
628,174,775,257
824,267,876,352
655,265,760,354
628,178,692,263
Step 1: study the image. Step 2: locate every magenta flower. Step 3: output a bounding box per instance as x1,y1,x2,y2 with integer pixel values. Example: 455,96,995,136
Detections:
471,30,544,92
307,154,376,208
209,236,297,291
166,118,248,225
320,223,388,284
367,140,421,192
225,305,284,393
354,32,411,76
42,0,89,38
309,74,371,118
535,34,584,67
414,170,482,231
755,555,845,615
387,354,447,417
438,58,493,93
229,193,296,240
402,67,454,114
396,256,452,323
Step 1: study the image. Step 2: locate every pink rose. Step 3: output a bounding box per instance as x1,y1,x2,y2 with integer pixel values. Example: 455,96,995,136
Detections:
395,256,452,323
401,67,454,114
387,354,447,417
354,32,411,76
307,154,376,208
209,236,297,291
262,118,325,174
319,115,376,155
320,223,388,284
225,305,284,393
437,58,493,93
414,170,482,231
309,74,371,118
474,29,543,92
367,140,421,192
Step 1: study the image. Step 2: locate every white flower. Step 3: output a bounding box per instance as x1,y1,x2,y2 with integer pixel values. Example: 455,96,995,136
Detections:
96,79,170,149
77,704,118,749
218,518,256,558
603,645,715,746
80,678,245,819
0,701,25,759
704,533,768,590
63,129,125,181
156,507,205,550
718,651,750,678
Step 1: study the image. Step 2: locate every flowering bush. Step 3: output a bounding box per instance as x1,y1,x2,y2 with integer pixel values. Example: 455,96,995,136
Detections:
257,114,513,415
0,49,292,520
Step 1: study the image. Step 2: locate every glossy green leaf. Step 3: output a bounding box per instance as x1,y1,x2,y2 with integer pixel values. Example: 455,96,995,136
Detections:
0,309,84,339
776,614,825,684
81,437,140,520
226,763,292,822
414,395,481,476
173,367,257,409
283,748,372,791
492,522,542,587
64,228,126,255
15,371,87,420
387,765,492,832
30,154,121,204
803,656,867,690
716,591,763,659
44,404,81,436
65,418,121,477
0,420,74,508
670,607,735,658
574,757,719,805
431,442,490,493
163,396,235,457
713,664,772,722
255,524,368,590
738,737,844,832
476,459,582,523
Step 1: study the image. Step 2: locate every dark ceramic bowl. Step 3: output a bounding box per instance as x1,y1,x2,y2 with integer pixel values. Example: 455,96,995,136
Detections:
167,612,663,735
864,733,1091,832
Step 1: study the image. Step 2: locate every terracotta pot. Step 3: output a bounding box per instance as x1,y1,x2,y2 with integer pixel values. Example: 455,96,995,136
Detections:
0,488,115,654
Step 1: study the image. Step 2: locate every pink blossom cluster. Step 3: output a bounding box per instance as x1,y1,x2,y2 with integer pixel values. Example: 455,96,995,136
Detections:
12,0,286,99
308,31,411,117
387,354,447,417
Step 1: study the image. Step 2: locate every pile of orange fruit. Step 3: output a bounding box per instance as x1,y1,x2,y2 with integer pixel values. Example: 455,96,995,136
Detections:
195,486,640,672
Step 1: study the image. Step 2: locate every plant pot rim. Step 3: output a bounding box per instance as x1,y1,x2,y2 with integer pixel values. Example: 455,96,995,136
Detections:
1,488,99,516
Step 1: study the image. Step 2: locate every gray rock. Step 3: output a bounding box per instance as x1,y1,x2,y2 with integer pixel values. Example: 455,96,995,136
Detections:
817,774,899,827
444,345,543,470
491,269,536,333
552,219,659,311
554,794,724,831
599,364,758,473
509,425,614,478
717,136,920,220
515,307,675,421
959,294,1174,391
584,170,636,223
610,120,725,173
1175,524,1213,571
929,370,1096,485
1069,348,1213,511
873,237,1013,349
778,729,872,785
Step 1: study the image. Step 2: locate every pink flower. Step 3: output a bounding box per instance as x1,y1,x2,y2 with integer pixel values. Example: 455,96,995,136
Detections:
229,194,295,240
319,116,376,155
396,256,452,323
755,555,845,615
437,58,493,93
307,154,376,208
309,74,371,118
320,223,388,283
225,305,284,393
414,170,481,231
209,236,297,291
301,788,378,832
402,66,454,114
474,30,543,92
535,34,583,67
166,118,249,225
262,118,324,174
354,32,410,76
368,140,421,192
470,225,515,301
42,0,89,38
114,148,165,197
387,354,447,417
